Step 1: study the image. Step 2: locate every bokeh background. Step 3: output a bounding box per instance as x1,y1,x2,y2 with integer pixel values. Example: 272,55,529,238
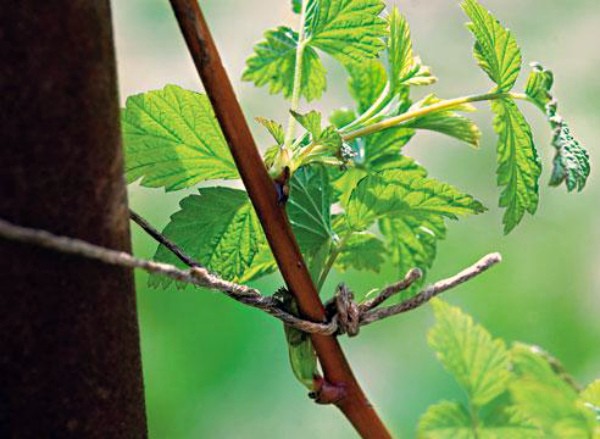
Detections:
113,1,600,437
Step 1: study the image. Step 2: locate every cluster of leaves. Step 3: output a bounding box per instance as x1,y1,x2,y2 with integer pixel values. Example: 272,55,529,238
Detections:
419,300,599,438
122,0,589,305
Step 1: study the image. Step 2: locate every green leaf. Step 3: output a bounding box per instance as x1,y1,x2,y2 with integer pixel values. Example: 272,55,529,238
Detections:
480,407,542,439
122,85,238,191
510,343,597,438
362,127,415,170
524,62,554,112
243,26,326,101
291,109,323,138
418,401,475,439
334,231,386,273
524,63,591,192
346,170,486,231
408,95,481,147
347,60,388,114
428,299,511,407
150,187,266,287
388,7,436,89
581,380,600,410
379,214,446,293
491,98,542,234
306,0,387,65
462,0,522,91
287,165,334,259
256,117,285,145
291,111,347,168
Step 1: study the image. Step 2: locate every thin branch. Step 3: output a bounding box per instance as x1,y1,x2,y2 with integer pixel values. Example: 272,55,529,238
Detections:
359,268,423,312
0,215,502,338
0,217,335,333
129,209,201,268
360,253,502,327
167,1,392,435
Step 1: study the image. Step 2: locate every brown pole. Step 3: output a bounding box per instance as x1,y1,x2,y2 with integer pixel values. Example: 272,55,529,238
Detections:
0,2,147,437
168,1,391,437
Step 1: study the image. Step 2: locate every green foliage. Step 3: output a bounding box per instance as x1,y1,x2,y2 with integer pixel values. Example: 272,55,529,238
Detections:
491,98,542,234
462,0,521,92
124,0,592,398
420,301,599,439
407,95,481,147
305,0,387,64
149,187,265,286
346,170,485,231
122,85,238,191
428,300,511,407
525,63,590,192
243,26,327,102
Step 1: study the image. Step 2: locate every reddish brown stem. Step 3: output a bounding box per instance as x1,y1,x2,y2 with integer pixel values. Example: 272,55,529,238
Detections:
168,1,392,437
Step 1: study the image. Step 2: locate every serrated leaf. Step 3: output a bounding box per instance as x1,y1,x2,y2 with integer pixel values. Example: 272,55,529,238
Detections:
524,62,554,112
363,127,415,169
388,8,436,89
256,117,285,145
150,187,266,288
524,63,591,192
481,406,542,439
287,165,334,259
334,231,386,272
418,401,475,439
122,85,238,191
408,95,481,147
243,26,326,102
291,111,347,168
347,60,388,114
428,299,511,407
410,112,481,147
510,343,597,438
306,0,387,64
491,98,541,234
462,0,522,91
291,109,323,138
346,170,486,231
379,214,446,296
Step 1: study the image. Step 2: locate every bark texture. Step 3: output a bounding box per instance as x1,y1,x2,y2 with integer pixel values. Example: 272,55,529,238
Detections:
0,1,147,437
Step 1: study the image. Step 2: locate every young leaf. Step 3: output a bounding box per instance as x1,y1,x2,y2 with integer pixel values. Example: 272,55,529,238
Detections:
428,299,511,407
291,0,302,14
388,7,436,89
122,85,238,191
491,98,542,234
346,170,486,231
256,117,285,145
417,401,475,439
334,231,386,273
510,343,597,437
243,26,327,101
150,187,265,287
524,62,554,111
287,165,335,259
462,0,522,91
408,95,481,147
525,63,590,192
481,406,542,439
291,111,347,168
291,109,323,138
305,0,387,65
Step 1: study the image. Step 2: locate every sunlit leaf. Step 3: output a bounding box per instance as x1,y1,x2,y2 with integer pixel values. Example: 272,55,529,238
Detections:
122,85,238,191
428,299,511,406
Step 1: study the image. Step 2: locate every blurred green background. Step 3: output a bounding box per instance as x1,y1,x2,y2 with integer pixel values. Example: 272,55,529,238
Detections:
113,0,600,437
